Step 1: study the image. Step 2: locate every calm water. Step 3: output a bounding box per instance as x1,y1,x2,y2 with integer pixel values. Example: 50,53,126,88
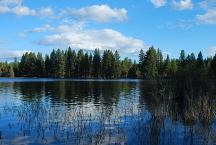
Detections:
0,78,215,145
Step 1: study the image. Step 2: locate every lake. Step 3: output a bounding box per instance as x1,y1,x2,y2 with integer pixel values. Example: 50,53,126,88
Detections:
0,78,215,145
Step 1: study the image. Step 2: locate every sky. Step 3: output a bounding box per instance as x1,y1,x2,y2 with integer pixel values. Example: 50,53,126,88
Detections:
0,0,215,60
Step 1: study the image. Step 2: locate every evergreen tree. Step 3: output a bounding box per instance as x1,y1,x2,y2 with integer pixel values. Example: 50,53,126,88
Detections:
128,61,137,78
121,57,133,78
139,49,145,75
36,52,44,77
163,55,171,77
210,54,216,78
170,59,178,75
102,50,115,78
114,50,121,78
142,46,158,79
65,47,76,78
49,50,57,77
76,50,84,77
56,49,65,78
157,48,163,76
13,58,19,77
197,51,204,67
93,49,101,78
9,65,14,78
45,54,50,77
88,53,93,77
83,52,89,78
179,50,186,65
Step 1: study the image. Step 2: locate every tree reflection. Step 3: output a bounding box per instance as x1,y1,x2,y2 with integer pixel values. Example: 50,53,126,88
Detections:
0,80,215,145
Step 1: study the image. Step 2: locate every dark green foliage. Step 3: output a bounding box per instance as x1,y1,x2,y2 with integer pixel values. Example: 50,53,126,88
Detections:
93,49,101,78
0,47,215,80
121,57,133,78
210,54,216,78
36,53,44,77
128,62,137,78
56,49,65,78
114,50,121,78
65,47,76,78
142,46,158,79
102,50,115,78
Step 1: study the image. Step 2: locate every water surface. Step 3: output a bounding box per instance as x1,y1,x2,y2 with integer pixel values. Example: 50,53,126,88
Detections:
0,78,215,145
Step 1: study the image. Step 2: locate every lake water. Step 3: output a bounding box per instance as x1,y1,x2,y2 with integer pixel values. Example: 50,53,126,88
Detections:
0,78,215,145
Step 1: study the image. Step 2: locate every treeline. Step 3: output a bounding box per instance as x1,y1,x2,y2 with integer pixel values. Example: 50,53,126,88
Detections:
0,46,216,79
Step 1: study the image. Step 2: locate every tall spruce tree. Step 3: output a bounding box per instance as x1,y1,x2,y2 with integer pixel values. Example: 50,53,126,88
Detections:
65,47,76,78
93,49,101,78
56,49,65,78
143,46,158,79
102,50,115,78
114,50,121,78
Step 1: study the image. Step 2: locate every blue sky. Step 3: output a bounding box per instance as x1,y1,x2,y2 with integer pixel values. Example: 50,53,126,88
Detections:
0,0,215,60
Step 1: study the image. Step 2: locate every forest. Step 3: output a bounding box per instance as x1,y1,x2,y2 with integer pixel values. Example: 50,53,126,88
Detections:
0,46,216,79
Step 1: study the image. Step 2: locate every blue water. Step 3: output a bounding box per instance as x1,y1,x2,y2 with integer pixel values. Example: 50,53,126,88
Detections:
0,78,215,145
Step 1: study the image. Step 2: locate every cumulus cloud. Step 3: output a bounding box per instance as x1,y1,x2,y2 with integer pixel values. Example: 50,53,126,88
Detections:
0,3,127,23
11,5,36,16
0,49,28,58
198,0,216,10
206,46,216,56
0,0,53,17
60,4,127,22
0,0,22,6
0,6,10,13
196,9,216,24
150,0,166,8
38,7,53,17
172,0,193,10
33,24,145,55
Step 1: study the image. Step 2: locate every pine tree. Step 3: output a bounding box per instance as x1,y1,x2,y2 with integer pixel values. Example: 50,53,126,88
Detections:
121,57,133,78
143,46,158,79
76,50,84,78
102,50,115,78
56,49,65,78
163,55,171,77
65,47,76,78
93,49,101,78
36,52,44,77
139,49,145,75
210,54,216,78
170,59,178,75
45,54,50,77
179,50,186,64
114,50,121,78
9,65,14,78
50,50,57,77
128,61,137,78
157,48,163,76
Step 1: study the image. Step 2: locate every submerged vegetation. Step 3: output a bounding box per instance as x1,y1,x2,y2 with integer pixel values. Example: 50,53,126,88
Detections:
0,80,216,144
0,46,215,79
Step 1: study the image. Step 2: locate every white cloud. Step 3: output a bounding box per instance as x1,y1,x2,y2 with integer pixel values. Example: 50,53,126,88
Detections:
198,0,216,10
60,4,127,22
0,1,53,17
150,0,166,8
12,5,36,16
0,3,127,22
0,49,28,58
196,9,216,24
172,0,193,10
34,24,145,55
206,46,216,56
0,6,10,13
28,24,54,33
38,7,53,18
0,0,22,6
